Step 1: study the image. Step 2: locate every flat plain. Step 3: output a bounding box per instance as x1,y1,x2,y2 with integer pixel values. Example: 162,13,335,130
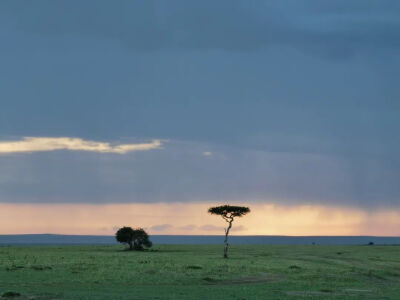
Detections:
1,244,400,299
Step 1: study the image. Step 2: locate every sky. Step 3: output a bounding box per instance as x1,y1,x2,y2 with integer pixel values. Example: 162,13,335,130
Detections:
0,1,399,235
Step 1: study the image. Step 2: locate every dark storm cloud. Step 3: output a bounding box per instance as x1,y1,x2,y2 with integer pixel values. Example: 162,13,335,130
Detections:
1,1,399,57
0,1,399,209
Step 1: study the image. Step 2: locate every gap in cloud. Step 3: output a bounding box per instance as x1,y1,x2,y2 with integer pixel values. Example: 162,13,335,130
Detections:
0,137,162,154
1,202,400,236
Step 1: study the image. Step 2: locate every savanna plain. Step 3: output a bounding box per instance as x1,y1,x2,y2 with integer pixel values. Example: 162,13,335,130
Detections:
1,244,400,299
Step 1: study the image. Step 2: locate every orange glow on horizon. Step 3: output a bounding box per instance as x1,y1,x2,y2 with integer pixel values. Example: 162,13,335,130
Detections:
1,203,400,236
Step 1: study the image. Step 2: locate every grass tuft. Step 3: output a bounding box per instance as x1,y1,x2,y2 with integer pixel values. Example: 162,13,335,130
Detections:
1,291,21,298
288,265,301,269
186,265,203,270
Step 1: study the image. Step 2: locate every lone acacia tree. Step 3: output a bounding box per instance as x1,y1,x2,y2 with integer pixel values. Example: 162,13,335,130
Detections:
208,205,250,258
115,227,152,250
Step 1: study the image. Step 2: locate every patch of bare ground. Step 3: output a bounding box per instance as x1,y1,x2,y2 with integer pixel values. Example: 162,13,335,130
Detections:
286,291,334,296
0,294,58,300
203,273,281,285
286,288,372,297
344,288,372,293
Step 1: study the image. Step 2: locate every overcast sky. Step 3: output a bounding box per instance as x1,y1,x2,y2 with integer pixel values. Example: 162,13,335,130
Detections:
0,1,399,209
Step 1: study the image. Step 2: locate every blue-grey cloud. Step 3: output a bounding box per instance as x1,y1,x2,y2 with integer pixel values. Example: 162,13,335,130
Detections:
0,2,398,210
0,140,398,208
1,1,399,57
178,225,197,231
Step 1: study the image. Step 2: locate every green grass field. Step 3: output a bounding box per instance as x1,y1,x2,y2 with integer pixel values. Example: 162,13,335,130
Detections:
1,244,400,299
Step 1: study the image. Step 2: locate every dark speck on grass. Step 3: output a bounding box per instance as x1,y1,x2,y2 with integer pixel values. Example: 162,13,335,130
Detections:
186,265,202,270
31,265,52,271
1,291,21,298
289,265,301,270
5,265,24,271
203,277,217,283
337,252,343,255
320,289,333,293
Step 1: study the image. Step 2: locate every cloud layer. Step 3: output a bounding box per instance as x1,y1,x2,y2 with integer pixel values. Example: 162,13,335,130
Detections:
2,1,399,57
0,139,398,208
0,137,162,154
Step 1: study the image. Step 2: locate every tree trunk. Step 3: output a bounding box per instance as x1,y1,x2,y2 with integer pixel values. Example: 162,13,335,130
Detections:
223,220,233,258
129,241,133,250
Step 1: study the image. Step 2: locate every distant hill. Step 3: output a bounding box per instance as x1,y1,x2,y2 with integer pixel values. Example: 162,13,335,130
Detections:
1,234,400,245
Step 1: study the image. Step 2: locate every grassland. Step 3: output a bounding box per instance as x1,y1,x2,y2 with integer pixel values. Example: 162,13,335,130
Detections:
1,244,400,299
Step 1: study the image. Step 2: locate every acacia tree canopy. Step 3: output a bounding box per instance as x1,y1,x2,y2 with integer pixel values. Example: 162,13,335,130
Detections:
208,205,250,218
115,227,152,250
